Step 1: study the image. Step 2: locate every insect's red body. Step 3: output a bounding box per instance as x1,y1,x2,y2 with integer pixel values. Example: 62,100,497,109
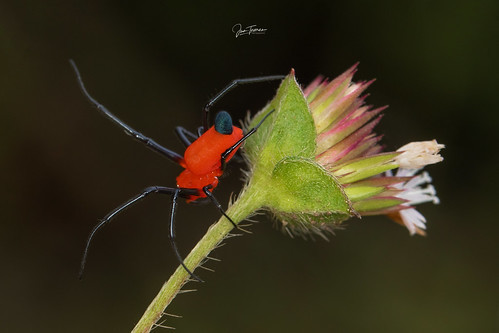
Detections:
177,125,243,201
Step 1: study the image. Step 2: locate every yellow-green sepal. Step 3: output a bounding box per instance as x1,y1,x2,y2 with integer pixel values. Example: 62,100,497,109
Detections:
264,157,355,236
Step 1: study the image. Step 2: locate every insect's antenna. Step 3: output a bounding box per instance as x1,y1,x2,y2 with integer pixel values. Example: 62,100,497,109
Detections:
221,109,275,167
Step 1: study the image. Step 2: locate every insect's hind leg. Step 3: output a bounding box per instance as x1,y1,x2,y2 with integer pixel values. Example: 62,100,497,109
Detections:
169,189,204,282
79,186,199,280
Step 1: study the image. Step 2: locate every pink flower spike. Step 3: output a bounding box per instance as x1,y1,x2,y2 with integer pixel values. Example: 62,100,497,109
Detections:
301,64,444,236
303,75,324,97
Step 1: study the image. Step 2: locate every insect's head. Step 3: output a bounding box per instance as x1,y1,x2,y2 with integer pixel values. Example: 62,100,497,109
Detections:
214,111,233,135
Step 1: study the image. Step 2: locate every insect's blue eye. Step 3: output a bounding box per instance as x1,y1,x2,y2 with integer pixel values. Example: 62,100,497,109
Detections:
214,111,233,135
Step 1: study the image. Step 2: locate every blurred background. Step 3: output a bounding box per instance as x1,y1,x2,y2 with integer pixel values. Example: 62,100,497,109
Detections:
1,1,498,332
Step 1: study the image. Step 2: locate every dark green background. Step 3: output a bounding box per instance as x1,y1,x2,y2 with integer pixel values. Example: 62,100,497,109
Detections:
2,1,498,332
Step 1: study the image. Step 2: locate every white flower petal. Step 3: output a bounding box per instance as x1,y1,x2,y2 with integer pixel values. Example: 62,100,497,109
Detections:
387,168,439,235
400,208,427,235
390,169,440,206
396,140,444,169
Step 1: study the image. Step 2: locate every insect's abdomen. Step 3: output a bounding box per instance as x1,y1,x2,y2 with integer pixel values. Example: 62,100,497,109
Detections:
183,126,243,175
176,168,221,201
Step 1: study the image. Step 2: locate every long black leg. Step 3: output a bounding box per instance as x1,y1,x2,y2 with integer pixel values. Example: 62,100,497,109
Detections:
175,126,199,148
196,126,204,138
169,189,204,282
221,109,275,170
79,186,198,279
69,60,184,164
202,75,285,132
202,186,238,229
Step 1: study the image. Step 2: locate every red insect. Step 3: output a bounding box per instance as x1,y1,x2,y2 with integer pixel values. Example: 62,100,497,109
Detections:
176,112,243,202
70,60,283,282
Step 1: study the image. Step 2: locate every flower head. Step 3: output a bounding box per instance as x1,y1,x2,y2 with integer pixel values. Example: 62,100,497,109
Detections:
242,65,444,238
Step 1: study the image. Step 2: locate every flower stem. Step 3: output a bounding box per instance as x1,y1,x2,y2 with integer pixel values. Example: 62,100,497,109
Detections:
131,183,264,333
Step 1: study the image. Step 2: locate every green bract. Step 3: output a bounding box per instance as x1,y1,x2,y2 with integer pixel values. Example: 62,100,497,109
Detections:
243,70,355,236
244,69,316,166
